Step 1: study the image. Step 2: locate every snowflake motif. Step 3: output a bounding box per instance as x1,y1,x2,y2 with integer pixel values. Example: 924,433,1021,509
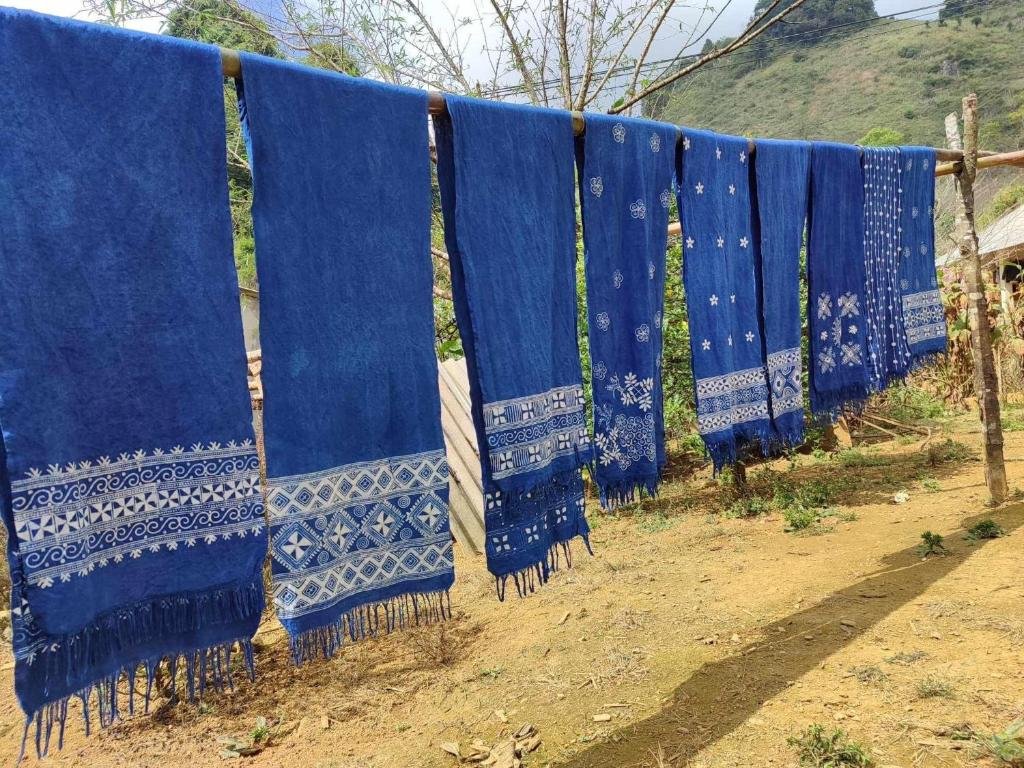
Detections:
629,199,647,219
728,184,736,195
818,348,836,374
841,343,862,367
685,237,695,249
817,293,832,320
716,236,724,248
739,237,749,249
709,294,719,306
649,133,661,152
727,335,733,346
605,372,655,411
739,150,747,163
745,331,754,343
612,269,624,289
683,136,691,151
589,176,604,197
612,123,626,143
695,182,704,195
592,361,607,381
837,292,860,317
701,339,711,351
659,189,672,209
820,331,829,341
911,205,920,219
635,324,651,343
849,324,858,335
596,311,610,331
715,147,722,160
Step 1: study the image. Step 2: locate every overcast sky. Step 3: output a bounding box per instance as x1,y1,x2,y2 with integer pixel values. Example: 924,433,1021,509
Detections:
10,0,939,81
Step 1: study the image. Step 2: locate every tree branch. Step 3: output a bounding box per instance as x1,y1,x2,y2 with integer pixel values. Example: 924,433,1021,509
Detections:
488,0,540,104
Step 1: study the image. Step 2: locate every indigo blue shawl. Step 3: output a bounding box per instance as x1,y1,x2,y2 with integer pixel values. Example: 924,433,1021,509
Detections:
435,96,591,597
0,9,264,749
679,128,771,469
753,139,810,447
862,147,911,387
898,147,946,363
807,142,871,416
237,56,454,660
577,114,676,507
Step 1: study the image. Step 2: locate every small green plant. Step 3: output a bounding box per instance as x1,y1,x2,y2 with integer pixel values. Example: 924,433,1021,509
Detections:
637,510,673,533
250,717,271,744
927,439,976,466
965,519,1005,541
917,531,947,557
218,716,295,759
921,478,941,492
915,675,955,699
974,719,1024,765
479,666,504,680
725,496,770,519
784,506,819,532
788,724,874,767
835,449,886,469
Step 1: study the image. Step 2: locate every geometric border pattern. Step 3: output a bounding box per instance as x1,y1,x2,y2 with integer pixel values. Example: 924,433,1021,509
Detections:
483,385,591,480
766,347,802,418
695,365,771,435
267,450,453,621
902,289,946,347
11,441,263,588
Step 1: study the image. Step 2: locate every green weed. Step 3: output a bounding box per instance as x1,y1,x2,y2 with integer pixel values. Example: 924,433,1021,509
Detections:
965,519,1005,541
788,724,874,767
974,719,1024,765
915,675,955,699
784,506,819,532
917,531,947,557
927,439,977,466
725,496,771,519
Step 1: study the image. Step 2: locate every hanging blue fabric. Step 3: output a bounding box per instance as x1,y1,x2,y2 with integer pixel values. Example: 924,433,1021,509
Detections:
678,128,771,470
807,142,872,416
236,56,455,661
753,139,810,447
898,147,946,364
0,9,265,752
862,147,911,387
577,114,677,507
435,96,592,597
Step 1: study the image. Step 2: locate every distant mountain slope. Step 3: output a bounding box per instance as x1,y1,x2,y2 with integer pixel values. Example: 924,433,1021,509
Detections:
651,3,1024,150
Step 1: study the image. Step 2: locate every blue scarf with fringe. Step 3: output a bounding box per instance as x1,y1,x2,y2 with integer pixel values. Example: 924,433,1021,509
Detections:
753,139,810,447
898,146,946,363
577,114,676,507
237,55,454,660
679,128,771,470
862,147,912,387
0,10,265,752
807,142,871,417
435,96,592,598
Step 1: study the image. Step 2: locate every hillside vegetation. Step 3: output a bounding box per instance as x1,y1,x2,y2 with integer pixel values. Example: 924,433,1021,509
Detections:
652,3,1024,150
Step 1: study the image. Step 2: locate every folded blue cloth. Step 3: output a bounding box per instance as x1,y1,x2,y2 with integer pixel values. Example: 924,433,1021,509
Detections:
898,147,947,363
0,9,264,751
753,139,810,447
237,55,455,660
435,96,591,597
807,142,872,416
679,128,771,469
862,147,911,386
578,114,677,506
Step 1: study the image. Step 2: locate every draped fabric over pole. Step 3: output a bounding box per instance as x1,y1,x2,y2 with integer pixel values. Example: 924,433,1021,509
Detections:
678,128,772,470
435,96,592,598
237,55,454,660
807,142,872,417
898,146,946,364
752,139,811,448
862,147,912,388
0,9,265,751
577,114,677,507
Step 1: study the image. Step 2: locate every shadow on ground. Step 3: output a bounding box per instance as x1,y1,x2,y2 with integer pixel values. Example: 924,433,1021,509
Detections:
553,503,1024,768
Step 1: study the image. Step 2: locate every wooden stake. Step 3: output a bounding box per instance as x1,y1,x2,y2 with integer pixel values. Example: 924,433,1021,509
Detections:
952,94,1008,504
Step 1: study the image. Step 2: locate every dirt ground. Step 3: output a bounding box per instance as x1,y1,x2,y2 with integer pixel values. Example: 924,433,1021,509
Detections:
1,415,1022,768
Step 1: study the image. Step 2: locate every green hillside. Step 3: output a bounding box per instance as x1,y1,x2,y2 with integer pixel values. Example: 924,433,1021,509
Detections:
651,3,1024,150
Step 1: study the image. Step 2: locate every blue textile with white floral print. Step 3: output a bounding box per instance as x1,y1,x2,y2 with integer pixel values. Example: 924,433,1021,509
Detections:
807,142,871,416
898,146,946,364
862,146,912,387
434,96,592,597
577,113,677,507
678,128,772,470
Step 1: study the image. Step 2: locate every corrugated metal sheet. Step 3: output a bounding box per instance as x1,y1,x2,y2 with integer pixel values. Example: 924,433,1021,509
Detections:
438,357,485,555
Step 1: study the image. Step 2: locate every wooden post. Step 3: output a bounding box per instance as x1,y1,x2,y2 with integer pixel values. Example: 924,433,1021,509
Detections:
951,94,1008,504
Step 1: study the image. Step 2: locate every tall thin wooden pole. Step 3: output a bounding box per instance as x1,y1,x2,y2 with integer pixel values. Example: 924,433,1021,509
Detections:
953,94,1008,504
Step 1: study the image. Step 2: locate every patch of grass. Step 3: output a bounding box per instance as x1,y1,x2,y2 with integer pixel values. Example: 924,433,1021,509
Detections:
921,477,941,492
915,675,955,699
917,531,948,557
783,506,819,532
788,724,874,767
1002,414,1024,432
637,510,673,534
835,449,887,469
851,665,888,685
725,496,771,519
966,519,1005,541
974,719,1024,765
927,438,977,466
886,650,928,666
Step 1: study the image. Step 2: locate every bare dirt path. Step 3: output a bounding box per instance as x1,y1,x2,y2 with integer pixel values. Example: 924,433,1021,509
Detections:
1,420,1021,767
